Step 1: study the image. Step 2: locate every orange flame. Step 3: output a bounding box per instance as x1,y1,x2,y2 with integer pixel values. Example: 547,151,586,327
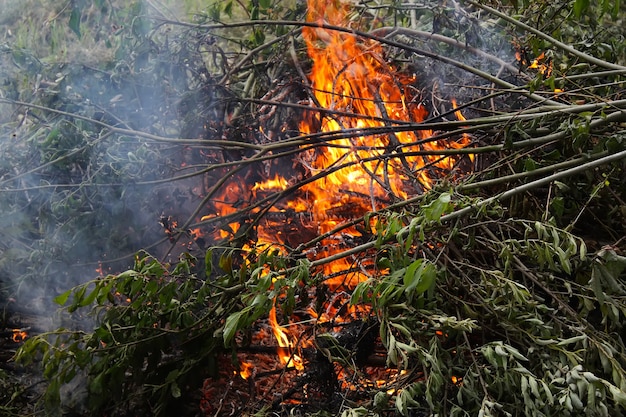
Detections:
202,0,474,381
294,0,472,283
451,99,475,164
239,360,255,379
451,98,466,122
300,1,432,204
204,0,472,277
527,52,553,77
12,329,28,343
269,305,304,371
252,174,289,192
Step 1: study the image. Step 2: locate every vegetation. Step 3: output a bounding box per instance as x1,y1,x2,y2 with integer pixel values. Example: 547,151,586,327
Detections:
1,0,625,416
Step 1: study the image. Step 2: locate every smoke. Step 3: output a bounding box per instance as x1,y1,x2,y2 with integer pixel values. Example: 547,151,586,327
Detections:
0,0,525,322
0,1,206,322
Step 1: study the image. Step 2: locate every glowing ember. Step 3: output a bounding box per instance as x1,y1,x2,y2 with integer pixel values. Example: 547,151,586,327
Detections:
95,260,105,276
12,329,28,343
190,227,204,239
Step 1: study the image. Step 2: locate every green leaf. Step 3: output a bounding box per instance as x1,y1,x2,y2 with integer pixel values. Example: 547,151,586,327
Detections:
54,289,72,306
574,0,589,19
69,6,82,39
79,284,100,307
403,259,423,290
223,311,242,346
223,306,252,347
223,1,233,18
589,267,606,302
44,378,61,409
557,334,587,346
171,382,181,398
416,262,437,295
350,280,371,304
505,344,528,361
68,285,87,313
524,158,536,171
219,252,233,274
574,0,590,18
90,372,105,395
259,0,271,9
423,192,451,222
250,5,259,20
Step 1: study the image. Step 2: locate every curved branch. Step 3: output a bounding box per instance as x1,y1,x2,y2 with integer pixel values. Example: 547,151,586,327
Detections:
307,144,626,270
370,26,528,81
468,1,626,71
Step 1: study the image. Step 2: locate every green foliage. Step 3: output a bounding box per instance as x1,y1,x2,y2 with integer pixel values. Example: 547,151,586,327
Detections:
13,241,314,415
4,0,626,416
16,253,222,415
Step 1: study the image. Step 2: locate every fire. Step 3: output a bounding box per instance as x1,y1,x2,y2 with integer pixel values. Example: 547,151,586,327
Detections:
198,0,475,399
193,0,473,412
301,2,431,204
293,0,472,282
96,260,105,276
190,227,204,239
239,360,255,379
12,329,28,343
528,52,552,76
252,174,288,191
451,98,465,122
515,48,554,78
202,0,472,277
269,305,304,371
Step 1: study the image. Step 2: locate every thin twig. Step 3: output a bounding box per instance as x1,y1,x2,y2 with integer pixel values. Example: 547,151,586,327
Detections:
468,1,626,72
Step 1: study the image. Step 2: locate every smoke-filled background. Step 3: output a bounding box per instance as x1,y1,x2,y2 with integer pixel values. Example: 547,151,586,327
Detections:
0,0,212,318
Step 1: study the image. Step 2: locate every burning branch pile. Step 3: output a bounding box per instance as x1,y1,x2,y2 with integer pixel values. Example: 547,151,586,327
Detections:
2,0,626,416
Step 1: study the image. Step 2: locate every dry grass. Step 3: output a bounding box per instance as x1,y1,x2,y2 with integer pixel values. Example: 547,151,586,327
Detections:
0,0,220,65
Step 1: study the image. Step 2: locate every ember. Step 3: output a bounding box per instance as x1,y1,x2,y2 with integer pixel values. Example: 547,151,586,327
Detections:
12,329,28,343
